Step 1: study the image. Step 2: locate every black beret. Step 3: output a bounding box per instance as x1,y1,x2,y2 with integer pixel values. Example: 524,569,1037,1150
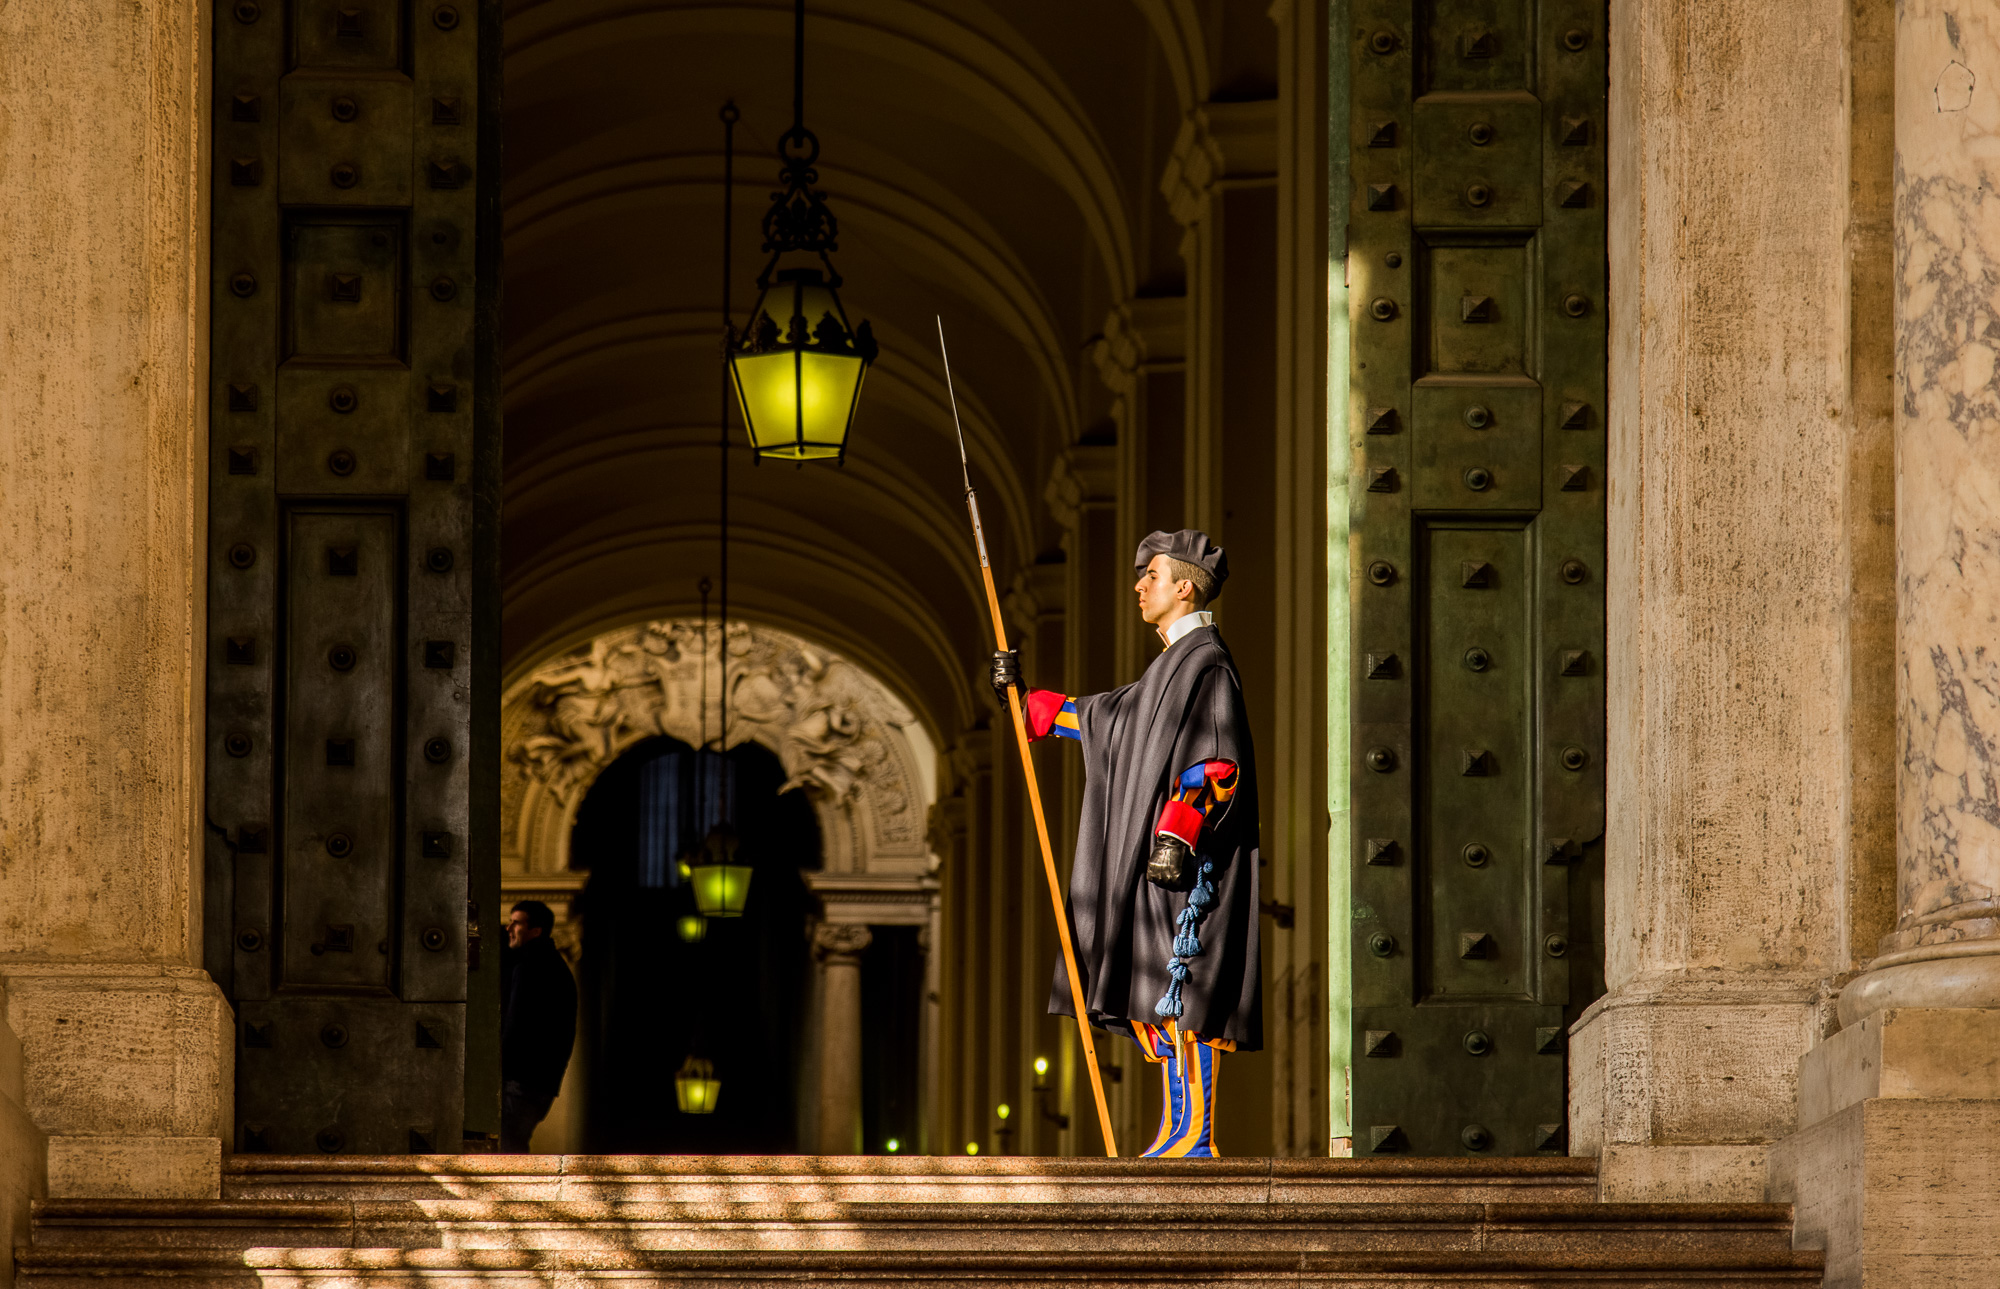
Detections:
1134,529,1229,600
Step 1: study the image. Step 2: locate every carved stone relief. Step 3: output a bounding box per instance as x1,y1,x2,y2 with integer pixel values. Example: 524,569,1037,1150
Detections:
500,620,936,879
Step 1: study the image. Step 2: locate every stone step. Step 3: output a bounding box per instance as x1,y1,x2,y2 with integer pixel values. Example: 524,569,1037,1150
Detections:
217,1153,1602,1205
15,1156,1825,1287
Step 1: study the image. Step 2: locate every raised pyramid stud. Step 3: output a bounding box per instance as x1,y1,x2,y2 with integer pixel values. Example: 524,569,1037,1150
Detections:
1560,464,1590,490
1536,1027,1565,1054
415,1022,444,1050
1545,837,1579,863
1534,1123,1566,1151
1461,560,1492,587
1561,116,1592,146
1365,406,1398,434
1559,180,1592,208
1561,400,1591,429
1367,183,1398,210
1368,466,1398,493
1461,30,1498,57
1369,1125,1405,1153
1364,837,1399,865
1363,1030,1398,1057
1461,748,1493,775
1368,120,1397,148
1458,931,1494,959
1365,652,1400,679
1461,294,1494,322
1561,649,1590,675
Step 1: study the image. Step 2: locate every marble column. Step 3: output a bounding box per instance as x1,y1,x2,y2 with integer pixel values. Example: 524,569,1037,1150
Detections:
1840,0,2000,1023
813,922,873,1155
0,0,231,1205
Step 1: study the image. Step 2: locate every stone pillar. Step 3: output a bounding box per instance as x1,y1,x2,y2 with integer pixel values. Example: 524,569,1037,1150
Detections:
1769,9,2000,1283
1162,99,1280,1158
813,922,873,1156
1004,561,1080,1155
1268,0,1332,1159
1571,0,1895,1201
0,0,231,1202
1091,299,1188,684
1841,1,2000,1023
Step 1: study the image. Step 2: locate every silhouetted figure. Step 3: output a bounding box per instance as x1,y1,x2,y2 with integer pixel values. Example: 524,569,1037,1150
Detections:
500,900,578,1152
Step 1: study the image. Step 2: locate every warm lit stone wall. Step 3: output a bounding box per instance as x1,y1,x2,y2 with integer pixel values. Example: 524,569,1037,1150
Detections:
1573,0,1899,1199
0,0,230,1204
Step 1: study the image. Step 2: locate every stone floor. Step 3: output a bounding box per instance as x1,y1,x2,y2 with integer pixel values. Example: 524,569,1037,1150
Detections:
15,1155,1823,1286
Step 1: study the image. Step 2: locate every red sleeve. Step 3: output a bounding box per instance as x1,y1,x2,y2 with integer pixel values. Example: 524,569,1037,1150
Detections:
1023,689,1066,741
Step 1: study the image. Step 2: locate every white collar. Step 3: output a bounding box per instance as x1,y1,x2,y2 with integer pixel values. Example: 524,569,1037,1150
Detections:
1162,610,1214,648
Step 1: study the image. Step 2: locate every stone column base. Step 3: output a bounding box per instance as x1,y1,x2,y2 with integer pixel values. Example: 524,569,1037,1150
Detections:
45,1136,220,1200
0,1005,47,1289
1567,974,1829,1201
0,965,231,1200
1768,1008,2000,1286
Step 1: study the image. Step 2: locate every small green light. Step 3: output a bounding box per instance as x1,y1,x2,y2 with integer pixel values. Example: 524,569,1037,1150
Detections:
965,1141,979,1156
885,1138,900,1153
995,1103,1011,1121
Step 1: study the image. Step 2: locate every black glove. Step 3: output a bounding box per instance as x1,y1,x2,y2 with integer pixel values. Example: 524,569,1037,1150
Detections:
989,649,1021,698
1146,832,1194,891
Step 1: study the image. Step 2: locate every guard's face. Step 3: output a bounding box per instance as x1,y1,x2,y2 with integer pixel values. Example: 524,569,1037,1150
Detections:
1134,554,1192,625
507,910,541,949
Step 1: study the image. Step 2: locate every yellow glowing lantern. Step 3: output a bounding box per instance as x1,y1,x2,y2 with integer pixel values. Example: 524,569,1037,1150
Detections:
689,824,753,918
675,1055,721,1115
676,915,707,944
730,269,875,463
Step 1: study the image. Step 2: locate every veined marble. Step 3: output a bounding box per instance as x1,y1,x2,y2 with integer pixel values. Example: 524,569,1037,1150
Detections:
1894,1,2000,945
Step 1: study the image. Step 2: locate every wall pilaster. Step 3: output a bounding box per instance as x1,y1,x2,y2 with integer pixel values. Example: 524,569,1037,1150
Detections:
1575,0,1895,1200
0,0,230,1200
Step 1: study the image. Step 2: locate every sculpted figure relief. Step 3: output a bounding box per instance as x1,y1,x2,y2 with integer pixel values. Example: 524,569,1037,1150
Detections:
501,620,925,872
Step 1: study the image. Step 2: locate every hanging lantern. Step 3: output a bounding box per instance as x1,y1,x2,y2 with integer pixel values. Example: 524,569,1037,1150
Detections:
676,914,708,944
674,1055,722,1115
726,0,876,464
731,267,876,462
689,823,753,918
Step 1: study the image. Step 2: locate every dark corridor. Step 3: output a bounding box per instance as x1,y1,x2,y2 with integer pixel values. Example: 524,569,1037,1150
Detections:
568,737,818,1153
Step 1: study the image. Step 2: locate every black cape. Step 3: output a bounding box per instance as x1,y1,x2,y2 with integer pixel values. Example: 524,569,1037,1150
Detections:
1049,625,1263,1050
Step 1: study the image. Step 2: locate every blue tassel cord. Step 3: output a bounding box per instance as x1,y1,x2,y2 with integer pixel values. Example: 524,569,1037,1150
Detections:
1155,858,1217,1019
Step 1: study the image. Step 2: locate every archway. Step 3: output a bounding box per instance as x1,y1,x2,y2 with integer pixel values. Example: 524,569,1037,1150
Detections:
499,618,942,1152
567,735,818,1153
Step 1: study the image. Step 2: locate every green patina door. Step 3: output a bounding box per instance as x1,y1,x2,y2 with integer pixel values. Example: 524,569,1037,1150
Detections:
1346,0,1607,1156
203,0,501,1154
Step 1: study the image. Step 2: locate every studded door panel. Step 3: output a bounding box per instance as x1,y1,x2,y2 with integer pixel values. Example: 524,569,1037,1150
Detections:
1348,0,1607,1157
206,0,497,1155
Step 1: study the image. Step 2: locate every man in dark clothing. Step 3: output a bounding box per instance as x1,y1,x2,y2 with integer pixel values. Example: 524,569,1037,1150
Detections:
990,529,1261,1158
500,899,578,1152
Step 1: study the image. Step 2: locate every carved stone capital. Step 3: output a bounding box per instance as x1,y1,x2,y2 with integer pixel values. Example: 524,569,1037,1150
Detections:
1044,445,1118,532
1090,297,1187,401
813,921,874,962
1160,101,1279,227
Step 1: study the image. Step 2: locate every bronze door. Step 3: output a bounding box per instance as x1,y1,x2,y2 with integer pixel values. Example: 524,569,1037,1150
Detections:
205,0,500,1154
1348,0,1608,1156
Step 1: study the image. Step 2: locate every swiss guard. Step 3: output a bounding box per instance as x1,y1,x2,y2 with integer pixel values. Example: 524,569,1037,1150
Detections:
991,528,1262,1157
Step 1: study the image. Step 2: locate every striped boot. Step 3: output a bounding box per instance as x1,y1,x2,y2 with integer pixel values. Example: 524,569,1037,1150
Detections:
1132,1021,1219,1158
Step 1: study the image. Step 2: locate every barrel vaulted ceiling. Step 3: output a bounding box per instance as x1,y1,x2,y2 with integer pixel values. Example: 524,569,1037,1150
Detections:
501,0,1277,744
